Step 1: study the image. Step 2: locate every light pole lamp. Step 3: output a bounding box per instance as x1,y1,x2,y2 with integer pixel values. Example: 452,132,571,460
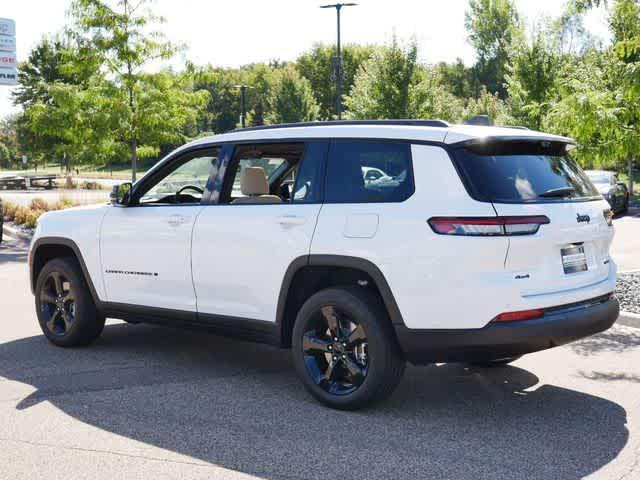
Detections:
320,2,357,120
233,84,254,128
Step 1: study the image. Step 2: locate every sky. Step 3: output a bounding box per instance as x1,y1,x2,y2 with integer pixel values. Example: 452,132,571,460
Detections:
0,0,611,116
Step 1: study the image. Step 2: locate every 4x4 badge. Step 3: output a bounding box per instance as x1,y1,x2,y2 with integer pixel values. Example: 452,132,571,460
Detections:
576,213,590,224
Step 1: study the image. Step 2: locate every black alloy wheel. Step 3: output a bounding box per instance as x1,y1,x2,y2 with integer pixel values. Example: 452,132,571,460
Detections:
292,287,405,410
301,305,369,396
35,257,105,347
39,271,76,336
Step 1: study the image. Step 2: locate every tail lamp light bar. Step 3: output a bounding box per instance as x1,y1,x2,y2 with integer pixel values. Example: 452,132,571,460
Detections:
428,215,550,236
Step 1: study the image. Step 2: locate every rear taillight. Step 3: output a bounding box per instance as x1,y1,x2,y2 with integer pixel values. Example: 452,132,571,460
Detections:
428,216,550,236
603,209,614,226
491,308,544,323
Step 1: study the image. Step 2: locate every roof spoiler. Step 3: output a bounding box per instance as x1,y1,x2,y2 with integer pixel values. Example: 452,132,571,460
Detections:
464,115,493,126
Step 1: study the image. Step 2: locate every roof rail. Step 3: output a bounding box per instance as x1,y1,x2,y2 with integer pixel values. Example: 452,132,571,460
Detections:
502,125,530,130
235,119,449,132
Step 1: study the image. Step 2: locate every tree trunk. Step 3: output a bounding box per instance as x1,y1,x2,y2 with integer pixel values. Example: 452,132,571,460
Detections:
65,153,73,189
131,138,137,183
628,153,633,197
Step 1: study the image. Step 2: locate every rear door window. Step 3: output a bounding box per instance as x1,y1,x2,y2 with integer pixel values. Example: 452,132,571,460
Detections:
451,141,600,203
325,141,414,203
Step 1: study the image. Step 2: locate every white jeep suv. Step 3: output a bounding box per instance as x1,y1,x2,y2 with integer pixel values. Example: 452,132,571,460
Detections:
29,120,619,410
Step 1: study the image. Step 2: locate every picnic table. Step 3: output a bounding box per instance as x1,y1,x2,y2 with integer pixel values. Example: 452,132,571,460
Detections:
0,174,56,190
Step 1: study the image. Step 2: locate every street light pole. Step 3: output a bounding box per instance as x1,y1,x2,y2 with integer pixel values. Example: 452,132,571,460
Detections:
321,3,357,120
233,84,254,128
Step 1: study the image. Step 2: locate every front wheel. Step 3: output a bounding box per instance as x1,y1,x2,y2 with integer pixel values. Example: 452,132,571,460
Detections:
35,257,105,347
292,287,405,410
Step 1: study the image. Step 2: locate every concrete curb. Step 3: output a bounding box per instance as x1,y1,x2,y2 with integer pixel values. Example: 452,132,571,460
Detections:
2,222,33,244
617,311,640,329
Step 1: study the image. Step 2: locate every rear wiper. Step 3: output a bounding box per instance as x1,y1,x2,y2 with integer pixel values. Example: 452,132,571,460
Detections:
538,187,575,198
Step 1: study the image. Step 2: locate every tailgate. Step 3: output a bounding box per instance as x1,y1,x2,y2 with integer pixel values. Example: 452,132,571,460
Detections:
495,199,614,296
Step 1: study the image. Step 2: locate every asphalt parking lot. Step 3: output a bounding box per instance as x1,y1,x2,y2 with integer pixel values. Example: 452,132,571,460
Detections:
1,216,639,479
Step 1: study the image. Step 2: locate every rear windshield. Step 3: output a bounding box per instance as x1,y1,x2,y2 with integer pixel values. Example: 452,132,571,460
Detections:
451,141,600,203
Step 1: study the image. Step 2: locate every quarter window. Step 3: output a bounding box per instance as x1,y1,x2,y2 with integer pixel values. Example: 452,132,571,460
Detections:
325,142,414,203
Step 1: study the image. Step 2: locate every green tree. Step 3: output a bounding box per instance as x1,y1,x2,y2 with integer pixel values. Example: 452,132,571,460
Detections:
409,67,465,122
464,86,516,125
22,77,116,185
0,115,20,168
433,58,475,99
12,36,97,166
506,32,560,129
344,38,418,119
68,0,208,181
265,66,319,124
296,43,375,119
465,0,522,97
188,65,243,134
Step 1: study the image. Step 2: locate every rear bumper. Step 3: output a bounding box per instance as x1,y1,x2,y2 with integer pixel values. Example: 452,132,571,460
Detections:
395,295,619,364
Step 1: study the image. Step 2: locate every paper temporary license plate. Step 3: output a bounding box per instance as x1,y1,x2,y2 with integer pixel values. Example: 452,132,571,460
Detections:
561,245,588,274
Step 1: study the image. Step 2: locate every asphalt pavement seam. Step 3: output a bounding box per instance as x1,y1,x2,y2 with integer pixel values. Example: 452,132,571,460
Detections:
0,436,214,468
0,436,312,480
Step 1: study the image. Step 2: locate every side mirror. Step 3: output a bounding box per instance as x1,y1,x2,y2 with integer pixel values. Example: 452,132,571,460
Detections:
617,182,626,189
110,182,132,205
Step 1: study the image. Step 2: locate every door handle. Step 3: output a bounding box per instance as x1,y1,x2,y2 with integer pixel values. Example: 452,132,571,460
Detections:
167,215,189,226
277,215,306,226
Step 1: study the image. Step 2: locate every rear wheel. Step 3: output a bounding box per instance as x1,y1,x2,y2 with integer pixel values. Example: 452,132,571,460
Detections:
35,257,105,347
292,287,405,410
470,356,521,368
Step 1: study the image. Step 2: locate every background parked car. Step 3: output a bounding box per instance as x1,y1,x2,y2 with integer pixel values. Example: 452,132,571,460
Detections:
585,170,629,214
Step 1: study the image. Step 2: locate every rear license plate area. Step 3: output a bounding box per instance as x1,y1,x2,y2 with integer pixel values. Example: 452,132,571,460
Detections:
561,245,588,274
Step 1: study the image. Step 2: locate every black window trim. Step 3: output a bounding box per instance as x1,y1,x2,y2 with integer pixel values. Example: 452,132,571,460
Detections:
208,140,329,206
323,138,415,205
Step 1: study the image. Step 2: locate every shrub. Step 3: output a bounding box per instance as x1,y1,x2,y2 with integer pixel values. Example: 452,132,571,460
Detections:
29,198,50,211
3,196,90,229
53,197,75,210
2,200,18,221
12,206,30,225
24,209,44,229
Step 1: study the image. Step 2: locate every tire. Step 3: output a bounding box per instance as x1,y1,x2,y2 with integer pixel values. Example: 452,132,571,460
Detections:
292,287,405,410
470,356,521,368
622,195,629,214
35,257,105,347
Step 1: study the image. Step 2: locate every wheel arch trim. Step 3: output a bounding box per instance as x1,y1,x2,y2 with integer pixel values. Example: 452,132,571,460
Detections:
275,254,406,344
30,237,103,308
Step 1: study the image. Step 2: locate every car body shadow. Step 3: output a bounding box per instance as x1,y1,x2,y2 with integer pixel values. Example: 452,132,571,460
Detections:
0,323,629,480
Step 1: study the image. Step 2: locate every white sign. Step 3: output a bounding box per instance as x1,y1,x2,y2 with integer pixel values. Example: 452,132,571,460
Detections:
0,69,17,85
0,52,16,69
0,18,16,85
0,36,15,52
0,18,16,37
